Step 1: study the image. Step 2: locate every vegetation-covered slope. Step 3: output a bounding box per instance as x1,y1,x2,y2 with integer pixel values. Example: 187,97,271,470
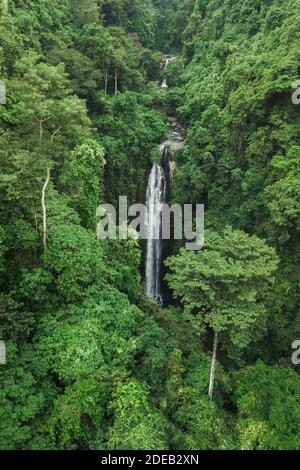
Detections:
166,0,300,365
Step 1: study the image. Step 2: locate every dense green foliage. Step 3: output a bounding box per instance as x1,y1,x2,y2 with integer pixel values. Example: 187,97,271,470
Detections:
166,227,279,363
0,0,299,451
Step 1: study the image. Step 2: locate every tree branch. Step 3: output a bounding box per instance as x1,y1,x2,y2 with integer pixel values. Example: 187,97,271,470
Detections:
50,126,62,142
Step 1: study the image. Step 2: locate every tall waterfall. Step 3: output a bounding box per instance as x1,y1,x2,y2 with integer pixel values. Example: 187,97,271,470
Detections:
144,54,171,303
144,146,168,304
144,120,185,305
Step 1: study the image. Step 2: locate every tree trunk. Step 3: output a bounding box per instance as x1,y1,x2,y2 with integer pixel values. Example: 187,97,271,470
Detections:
39,119,43,141
34,210,38,234
114,67,119,95
34,115,52,141
208,332,218,400
41,168,50,253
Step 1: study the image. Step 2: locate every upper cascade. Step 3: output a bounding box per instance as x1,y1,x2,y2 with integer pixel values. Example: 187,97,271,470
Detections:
159,55,176,69
159,55,176,89
162,118,185,153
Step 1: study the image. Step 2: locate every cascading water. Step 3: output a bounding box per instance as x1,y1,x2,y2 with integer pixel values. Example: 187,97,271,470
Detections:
144,119,185,305
144,54,184,304
161,56,170,88
144,146,168,304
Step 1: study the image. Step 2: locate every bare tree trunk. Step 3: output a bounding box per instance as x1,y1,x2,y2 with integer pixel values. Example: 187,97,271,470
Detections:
41,168,50,253
39,119,43,141
34,210,38,234
34,115,52,141
114,68,119,95
208,332,218,400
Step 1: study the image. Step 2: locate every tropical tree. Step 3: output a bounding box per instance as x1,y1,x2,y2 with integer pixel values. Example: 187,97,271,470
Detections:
166,226,279,398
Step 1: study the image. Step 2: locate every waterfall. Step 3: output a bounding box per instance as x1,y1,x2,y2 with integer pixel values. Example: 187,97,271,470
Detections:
161,56,171,88
144,120,185,305
144,146,168,304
